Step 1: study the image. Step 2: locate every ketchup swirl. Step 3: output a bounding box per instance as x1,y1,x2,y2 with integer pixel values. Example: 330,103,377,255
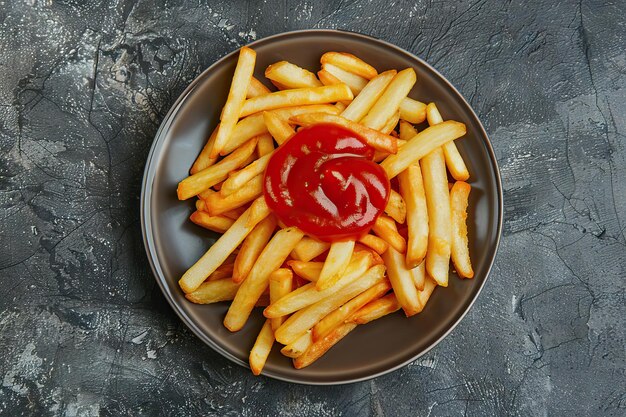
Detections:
263,123,390,241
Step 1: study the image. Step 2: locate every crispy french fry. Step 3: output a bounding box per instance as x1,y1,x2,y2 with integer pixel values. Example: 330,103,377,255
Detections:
348,293,400,324
312,279,390,341
257,133,275,156
249,319,274,376
380,120,467,179
290,113,397,153
291,237,330,262
357,234,389,255
233,216,277,283
204,174,263,216
189,210,235,233
265,251,373,319
421,147,451,286
372,214,406,253
287,260,322,282
381,111,400,135
211,46,256,158
224,227,304,332
263,111,295,145
274,264,385,345
178,137,258,200
417,276,437,309
265,61,322,88
399,98,427,124
207,262,235,281
221,153,272,197
269,268,294,332
321,52,378,79
334,101,347,111
398,164,428,268
247,76,271,98
316,240,356,290
190,127,218,175
450,181,474,278
398,120,416,141
384,189,406,224
382,246,421,316
410,261,426,291
280,331,312,358
426,103,469,181
179,197,270,293
185,278,241,304
340,70,397,122
322,63,368,95
361,68,416,131
317,69,342,86
293,322,357,369
221,207,248,220
240,84,353,118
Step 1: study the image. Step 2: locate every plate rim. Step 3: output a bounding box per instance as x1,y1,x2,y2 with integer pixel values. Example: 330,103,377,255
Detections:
140,28,504,385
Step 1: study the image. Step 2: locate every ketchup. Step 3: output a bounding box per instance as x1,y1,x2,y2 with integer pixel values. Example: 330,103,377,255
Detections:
263,123,390,242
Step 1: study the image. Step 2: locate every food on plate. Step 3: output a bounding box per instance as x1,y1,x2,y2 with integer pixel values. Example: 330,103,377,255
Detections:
176,46,474,373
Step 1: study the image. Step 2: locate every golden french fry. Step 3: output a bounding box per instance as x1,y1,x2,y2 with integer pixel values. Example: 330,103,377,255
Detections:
178,137,258,200
317,69,342,86
398,120,416,141
380,120,467,179
357,234,389,255
381,111,400,135
263,111,295,145
189,210,235,233
249,319,274,376
274,264,385,345
384,189,407,224
280,331,312,358
257,133,275,156
316,240,356,290
265,251,373,319
361,68,416,131
221,152,272,197
348,293,400,324
224,227,304,332
426,103,469,181
422,147,451,286
240,84,353,118
312,279,390,341
293,322,357,369
190,127,218,174
185,278,241,304
207,262,235,281
320,52,378,79
247,76,271,98
334,101,347,111
322,63,368,95
265,61,322,88
410,261,426,291
398,164,428,268
417,276,437,309
291,237,330,262
179,197,270,293
450,181,474,278
221,206,248,220
233,216,277,283
269,268,294,332
211,46,256,158
287,260,322,282
340,70,396,122
399,98,427,124
204,174,263,216
372,214,406,253
382,246,421,316
290,113,397,154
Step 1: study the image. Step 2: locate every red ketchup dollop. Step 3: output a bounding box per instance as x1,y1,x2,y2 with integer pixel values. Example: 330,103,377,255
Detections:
263,123,390,242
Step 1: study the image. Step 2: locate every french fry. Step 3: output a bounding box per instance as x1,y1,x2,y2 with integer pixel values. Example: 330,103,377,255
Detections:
384,189,407,224
450,181,474,278
421,147,451,286
185,278,241,304
203,174,263,216
239,84,353,118
221,153,272,197
410,261,426,291
221,207,248,220
380,120,467,179
211,46,256,158
361,68,416,131
317,69,342,86
426,103,469,181
207,262,235,281
190,127,218,174
179,197,270,293
380,111,400,135
399,98,427,124
269,268,294,331
417,276,437,309
340,70,396,122
177,137,258,200
247,76,271,98
290,113,397,153
293,322,358,369
372,214,406,253
249,319,274,376
265,251,373,318
233,216,277,283
357,234,389,255
322,63,368,94
355,243,385,266
334,101,347,111
265,61,322,88
348,293,401,324
291,237,330,261
398,164,428,268
189,210,235,233
316,240,356,290
320,52,378,79
382,246,421,316
274,264,385,345
257,133,275,156
224,227,304,332
312,279,390,341
263,111,295,145
280,331,312,358
287,260,322,282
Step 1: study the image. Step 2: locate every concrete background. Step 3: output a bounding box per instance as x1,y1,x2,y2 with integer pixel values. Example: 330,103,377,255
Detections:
0,0,624,415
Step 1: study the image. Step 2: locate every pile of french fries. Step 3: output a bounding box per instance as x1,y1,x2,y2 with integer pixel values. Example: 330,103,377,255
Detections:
176,46,474,374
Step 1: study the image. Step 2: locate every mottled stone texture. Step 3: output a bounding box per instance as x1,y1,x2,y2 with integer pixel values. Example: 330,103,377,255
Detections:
0,0,624,416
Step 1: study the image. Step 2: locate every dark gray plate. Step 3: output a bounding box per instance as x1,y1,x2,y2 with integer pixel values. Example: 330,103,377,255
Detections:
140,30,502,385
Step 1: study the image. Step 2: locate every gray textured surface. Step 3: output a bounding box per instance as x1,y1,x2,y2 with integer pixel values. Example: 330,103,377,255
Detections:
0,0,624,415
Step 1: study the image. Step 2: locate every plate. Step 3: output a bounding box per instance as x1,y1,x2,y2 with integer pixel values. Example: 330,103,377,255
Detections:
140,29,502,384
